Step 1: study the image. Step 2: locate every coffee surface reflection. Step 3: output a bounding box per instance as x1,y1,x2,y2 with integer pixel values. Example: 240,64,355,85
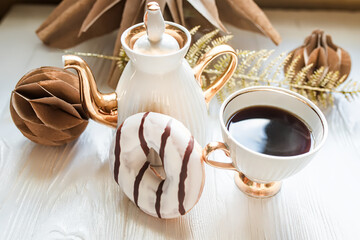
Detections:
227,106,312,156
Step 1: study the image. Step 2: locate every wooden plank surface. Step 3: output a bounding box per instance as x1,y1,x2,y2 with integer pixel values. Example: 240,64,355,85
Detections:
1,5,360,240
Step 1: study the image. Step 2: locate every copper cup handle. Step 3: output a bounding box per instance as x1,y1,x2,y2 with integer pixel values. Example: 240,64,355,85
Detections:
193,45,238,104
202,142,236,170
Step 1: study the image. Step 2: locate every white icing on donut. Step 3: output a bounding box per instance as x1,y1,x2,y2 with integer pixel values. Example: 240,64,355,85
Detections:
111,112,205,219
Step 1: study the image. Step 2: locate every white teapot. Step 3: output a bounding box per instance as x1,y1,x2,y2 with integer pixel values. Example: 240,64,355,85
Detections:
63,2,237,145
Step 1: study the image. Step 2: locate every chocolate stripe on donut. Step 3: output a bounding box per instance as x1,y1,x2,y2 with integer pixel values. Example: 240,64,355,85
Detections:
178,136,194,215
134,161,150,207
139,112,150,156
114,123,124,184
159,119,172,168
155,180,165,218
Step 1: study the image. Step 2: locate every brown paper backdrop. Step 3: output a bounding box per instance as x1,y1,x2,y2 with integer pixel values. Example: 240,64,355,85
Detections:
4,0,360,18
0,0,60,20
2,0,360,20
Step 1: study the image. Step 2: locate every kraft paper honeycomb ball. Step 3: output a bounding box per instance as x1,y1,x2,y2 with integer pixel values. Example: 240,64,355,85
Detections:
285,29,351,82
10,67,89,146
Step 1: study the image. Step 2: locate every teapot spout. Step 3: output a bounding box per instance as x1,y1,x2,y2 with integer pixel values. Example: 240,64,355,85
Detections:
62,55,117,128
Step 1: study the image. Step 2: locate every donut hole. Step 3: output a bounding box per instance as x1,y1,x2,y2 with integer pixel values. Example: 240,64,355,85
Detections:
148,148,166,180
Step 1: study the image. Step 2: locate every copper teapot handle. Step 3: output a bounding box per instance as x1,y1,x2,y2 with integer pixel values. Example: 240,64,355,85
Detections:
193,44,238,104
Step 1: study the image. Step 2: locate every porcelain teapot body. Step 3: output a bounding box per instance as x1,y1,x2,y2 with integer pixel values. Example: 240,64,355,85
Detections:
116,22,239,145
63,12,237,146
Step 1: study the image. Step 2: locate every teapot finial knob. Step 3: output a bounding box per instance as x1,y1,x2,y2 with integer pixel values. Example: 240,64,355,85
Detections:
147,1,160,11
133,1,179,55
144,2,164,42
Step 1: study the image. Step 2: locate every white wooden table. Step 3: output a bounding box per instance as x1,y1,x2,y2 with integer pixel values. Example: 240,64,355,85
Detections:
1,5,360,240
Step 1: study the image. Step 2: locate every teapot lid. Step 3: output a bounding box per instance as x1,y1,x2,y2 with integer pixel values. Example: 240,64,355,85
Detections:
132,2,180,55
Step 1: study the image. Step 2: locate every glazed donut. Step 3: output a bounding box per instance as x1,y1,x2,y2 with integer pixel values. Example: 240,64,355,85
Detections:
111,112,205,219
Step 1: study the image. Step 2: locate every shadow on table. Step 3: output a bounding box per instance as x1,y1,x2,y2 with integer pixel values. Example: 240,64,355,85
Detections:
117,194,192,240
211,186,307,239
20,141,192,239
18,140,79,180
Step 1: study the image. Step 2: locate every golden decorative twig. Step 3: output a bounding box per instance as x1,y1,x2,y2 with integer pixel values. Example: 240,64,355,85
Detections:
65,26,359,106
63,50,122,61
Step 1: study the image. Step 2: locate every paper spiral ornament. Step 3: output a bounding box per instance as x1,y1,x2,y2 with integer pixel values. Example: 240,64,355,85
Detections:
10,67,89,146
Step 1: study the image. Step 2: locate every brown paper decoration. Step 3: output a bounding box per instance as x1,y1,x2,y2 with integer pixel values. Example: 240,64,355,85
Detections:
217,0,281,45
285,29,351,82
10,67,89,146
36,0,281,88
36,0,125,49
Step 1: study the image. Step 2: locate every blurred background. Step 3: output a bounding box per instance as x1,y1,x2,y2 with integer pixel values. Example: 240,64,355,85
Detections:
0,0,60,20
2,0,360,22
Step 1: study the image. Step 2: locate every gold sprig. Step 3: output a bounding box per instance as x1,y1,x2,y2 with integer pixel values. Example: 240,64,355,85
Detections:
63,50,122,61
185,29,220,66
116,48,129,74
187,27,358,106
66,26,358,106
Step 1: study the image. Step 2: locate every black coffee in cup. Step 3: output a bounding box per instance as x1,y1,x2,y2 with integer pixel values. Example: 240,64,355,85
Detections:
227,106,312,156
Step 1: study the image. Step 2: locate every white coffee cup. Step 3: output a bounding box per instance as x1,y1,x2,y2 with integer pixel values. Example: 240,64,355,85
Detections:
202,86,328,198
